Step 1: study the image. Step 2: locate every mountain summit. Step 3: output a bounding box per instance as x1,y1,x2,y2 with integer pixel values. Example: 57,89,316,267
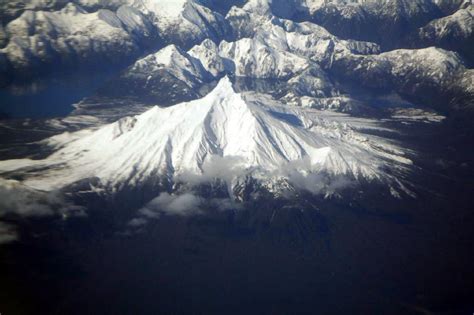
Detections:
0,77,412,198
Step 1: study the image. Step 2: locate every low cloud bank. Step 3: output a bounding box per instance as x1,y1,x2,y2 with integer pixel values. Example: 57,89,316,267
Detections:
142,192,203,217
285,169,355,196
178,155,355,198
0,222,18,244
0,179,85,245
178,156,249,186
139,192,240,218
0,179,60,217
128,192,204,227
128,191,240,228
0,179,84,217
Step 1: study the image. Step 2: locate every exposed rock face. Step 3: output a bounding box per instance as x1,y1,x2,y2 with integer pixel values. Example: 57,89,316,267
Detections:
0,0,231,84
0,2,159,81
407,4,474,63
331,47,474,112
1,0,473,94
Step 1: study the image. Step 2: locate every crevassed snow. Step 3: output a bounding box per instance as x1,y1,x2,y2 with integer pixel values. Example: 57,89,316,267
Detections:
0,77,412,197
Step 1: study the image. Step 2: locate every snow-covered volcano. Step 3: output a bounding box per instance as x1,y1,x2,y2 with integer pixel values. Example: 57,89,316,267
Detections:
0,77,413,198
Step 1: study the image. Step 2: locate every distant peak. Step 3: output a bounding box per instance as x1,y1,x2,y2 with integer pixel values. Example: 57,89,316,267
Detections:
139,0,188,18
157,44,184,56
61,2,86,15
149,44,187,65
212,76,234,94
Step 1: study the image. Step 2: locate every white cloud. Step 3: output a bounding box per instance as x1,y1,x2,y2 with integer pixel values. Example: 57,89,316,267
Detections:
176,155,354,198
177,155,248,185
127,192,241,229
0,179,85,218
140,192,203,217
128,217,148,227
0,179,57,216
210,197,242,211
285,168,354,196
0,222,18,245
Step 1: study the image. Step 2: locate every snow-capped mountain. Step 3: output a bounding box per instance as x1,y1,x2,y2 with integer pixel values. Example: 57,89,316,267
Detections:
331,47,474,111
244,0,471,58
108,8,472,114
297,0,443,48
0,77,413,199
111,44,214,104
0,0,473,207
0,2,158,80
0,0,230,83
109,10,382,111
1,0,473,94
408,4,473,63
433,0,471,14
0,2,473,311
132,0,231,47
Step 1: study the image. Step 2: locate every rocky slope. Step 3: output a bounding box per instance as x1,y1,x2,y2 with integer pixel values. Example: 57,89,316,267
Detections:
331,47,474,112
1,0,473,96
307,0,442,49
0,2,158,84
407,4,474,63
0,0,231,84
104,7,472,114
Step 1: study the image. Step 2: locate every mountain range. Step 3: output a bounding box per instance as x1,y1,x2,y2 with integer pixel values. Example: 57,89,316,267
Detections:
0,0,473,209
1,1,474,313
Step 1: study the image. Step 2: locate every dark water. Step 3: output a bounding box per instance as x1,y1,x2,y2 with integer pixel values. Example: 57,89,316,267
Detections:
0,72,117,119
